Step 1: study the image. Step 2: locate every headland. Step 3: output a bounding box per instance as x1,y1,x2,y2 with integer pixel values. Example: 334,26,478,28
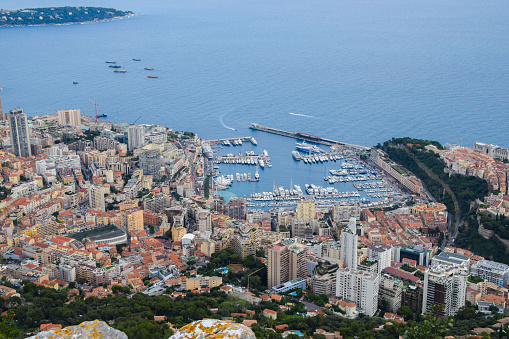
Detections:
0,7,133,28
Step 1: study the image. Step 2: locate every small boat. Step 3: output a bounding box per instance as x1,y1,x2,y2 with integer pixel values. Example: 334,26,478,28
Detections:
114,70,127,73
132,58,141,61
73,81,78,84
109,65,121,68
97,113,108,118
144,67,154,70
147,75,158,78
105,61,116,64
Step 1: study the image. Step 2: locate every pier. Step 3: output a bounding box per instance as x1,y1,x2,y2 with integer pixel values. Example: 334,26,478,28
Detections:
205,136,257,146
249,123,370,151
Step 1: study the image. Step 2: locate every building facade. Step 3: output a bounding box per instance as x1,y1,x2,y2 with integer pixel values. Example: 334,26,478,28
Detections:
336,267,380,316
128,125,145,151
7,109,31,157
88,184,105,212
341,218,358,269
422,264,467,316
57,109,81,129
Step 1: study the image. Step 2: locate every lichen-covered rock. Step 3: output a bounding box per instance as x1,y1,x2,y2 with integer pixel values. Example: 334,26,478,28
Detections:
29,320,128,339
169,319,256,339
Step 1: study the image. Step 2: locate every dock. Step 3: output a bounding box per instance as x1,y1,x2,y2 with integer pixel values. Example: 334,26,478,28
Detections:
249,123,370,151
205,136,257,146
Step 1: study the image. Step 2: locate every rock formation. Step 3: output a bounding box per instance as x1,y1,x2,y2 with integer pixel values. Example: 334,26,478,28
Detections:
169,319,256,339
29,320,128,339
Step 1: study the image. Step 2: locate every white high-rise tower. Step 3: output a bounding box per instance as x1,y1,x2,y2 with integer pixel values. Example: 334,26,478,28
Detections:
341,217,358,269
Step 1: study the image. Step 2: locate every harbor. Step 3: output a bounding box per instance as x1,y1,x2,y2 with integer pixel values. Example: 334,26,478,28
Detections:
249,123,371,151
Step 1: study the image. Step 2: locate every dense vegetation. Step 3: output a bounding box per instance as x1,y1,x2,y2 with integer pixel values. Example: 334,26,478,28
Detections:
455,214,509,264
2,279,507,338
380,138,489,222
0,7,133,27
198,249,268,291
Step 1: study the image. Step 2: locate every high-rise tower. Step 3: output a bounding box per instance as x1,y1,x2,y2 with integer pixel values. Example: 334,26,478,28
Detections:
7,109,31,157
341,217,358,269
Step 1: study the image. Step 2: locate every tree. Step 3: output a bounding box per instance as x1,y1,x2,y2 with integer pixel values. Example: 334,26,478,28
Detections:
397,306,413,320
0,312,21,339
403,304,453,339
76,277,86,285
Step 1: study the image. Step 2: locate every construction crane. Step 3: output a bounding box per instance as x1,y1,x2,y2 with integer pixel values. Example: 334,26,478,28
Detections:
89,99,98,122
247,267,265,290
132,115,142,124
447,137,463,146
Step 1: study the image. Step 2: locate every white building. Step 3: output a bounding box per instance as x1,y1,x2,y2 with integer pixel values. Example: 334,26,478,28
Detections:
336,267,380,316
341,217,358,269
367,244,391,274
128,125,145,151
422,264,467,316
89,184,105,212
197,210,212,233
333,203,361,222
471,260,509,287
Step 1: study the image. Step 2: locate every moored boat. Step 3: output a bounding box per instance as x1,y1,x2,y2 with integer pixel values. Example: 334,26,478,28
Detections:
147,75,158,78
114,70,127,73
105,61,116,63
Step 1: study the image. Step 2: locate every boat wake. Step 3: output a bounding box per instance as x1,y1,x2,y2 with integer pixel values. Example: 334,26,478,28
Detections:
220,114,236,131
289,112,314,118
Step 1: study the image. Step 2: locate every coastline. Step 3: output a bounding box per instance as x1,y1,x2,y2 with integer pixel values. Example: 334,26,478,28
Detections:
0,13,136,29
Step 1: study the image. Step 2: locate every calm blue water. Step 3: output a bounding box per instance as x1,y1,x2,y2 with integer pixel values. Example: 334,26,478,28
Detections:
1,0,509,199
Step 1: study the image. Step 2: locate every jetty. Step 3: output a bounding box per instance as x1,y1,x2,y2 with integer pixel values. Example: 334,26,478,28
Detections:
205,136,257,146
249,123,370,151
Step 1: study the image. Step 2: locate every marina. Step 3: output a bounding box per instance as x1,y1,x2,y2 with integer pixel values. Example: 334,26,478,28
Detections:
214,152,271,167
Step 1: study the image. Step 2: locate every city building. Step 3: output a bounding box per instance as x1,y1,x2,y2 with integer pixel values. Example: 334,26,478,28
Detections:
336,268,380,316
333,203,360,222
267,241,307,289
341,218,358,269
297,198,316,223
431,252,470,271
378,276,403,313
57,109,81,129
422,264,467,316
225,197,246,220
471,260,509,287
272,277,306,293
7,108,31,157
89,184,105,212
139,149,162,179
393,246,430,267
402,285,423,314
367,244,392,274
128,125,145,151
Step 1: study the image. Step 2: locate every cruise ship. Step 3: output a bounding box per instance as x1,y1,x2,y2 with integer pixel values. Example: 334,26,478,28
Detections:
295,141,323,154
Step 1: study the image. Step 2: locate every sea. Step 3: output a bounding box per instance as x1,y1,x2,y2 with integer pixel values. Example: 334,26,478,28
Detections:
1,0,508,202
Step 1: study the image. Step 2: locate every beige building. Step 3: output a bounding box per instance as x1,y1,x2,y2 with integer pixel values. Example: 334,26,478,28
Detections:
172,224,186,242
121,209,143,232
297,198,316,223
57,109,81,129
88,184,105,212
200,240,215,257
267,241,307,289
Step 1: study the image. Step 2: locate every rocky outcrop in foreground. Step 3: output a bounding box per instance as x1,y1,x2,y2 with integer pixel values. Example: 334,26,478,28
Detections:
29,320,128,339
169,319,256,339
